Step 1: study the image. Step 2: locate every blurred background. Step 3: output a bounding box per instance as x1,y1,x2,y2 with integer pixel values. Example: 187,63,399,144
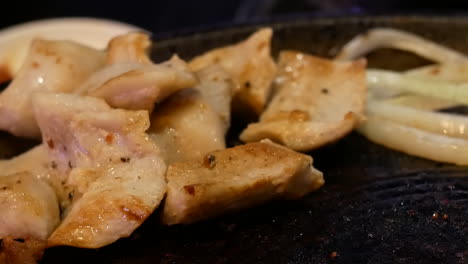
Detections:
2,0,468,34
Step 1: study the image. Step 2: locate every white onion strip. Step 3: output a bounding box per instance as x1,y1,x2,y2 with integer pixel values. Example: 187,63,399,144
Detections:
367,69,468,105
367,100,468,139
405,63,468,83
336,28,468,64
384,95,456,111
357,115,468,165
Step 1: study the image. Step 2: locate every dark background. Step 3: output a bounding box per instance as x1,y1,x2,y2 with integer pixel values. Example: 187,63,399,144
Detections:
2,0,468,34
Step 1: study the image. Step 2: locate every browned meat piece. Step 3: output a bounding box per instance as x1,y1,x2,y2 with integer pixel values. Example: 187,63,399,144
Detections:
0,146,50,182
82,55,197,112
149,88,227,164
149,64,234,164
0,172,60,264
105,32,153,65
189,28,277,115
32,93,167,248
162,140,324,225
0,39,104,138
79,32,198,112
194,64,234,130
241,51,367,151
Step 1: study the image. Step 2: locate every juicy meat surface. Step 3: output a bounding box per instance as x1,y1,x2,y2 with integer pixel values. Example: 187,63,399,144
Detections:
80,32,197,111
83,55,197,112
241,51,367,151
0,172,60,240
149,63,233,164
0,39,104,138
149,88,227,164
0,172,60,264
189,28,277,115
0,145,69,207
105,32,153,65
32,93,167,248
162,140,324,225
0,145,51,182
194,64,234,131
81,42,197,111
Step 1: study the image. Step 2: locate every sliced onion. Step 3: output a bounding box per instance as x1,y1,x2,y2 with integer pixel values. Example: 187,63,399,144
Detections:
367,69,468,105
336,28,468,63
367,100,468,139
383,94,457,111
405,63,468,83
358,115,468,165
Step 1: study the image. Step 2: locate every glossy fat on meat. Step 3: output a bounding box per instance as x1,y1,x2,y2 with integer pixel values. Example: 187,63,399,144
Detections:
0,172,60,240
0,39,104,138
0,145,51,182
0,145,70,208
80,32,197,112
32,93,167,248
82,32,197,111
105,32,153,65
194,64,234,130
189,28,277,115
241,51,367,151
83,55,197,112
149,88,227,164
0,172,60,264
162,140,324,225
148,64,233,164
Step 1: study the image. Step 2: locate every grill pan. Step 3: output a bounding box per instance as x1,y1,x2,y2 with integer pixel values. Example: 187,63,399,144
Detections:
0,15,466,264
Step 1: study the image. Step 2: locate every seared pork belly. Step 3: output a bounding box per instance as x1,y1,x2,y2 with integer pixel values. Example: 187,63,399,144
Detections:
189,28,277,115
162,140,324,225
194,64,233,130
32,93,167,248
82,55,197,111
149,88,227,164
80,32,197,112
149,64,233,164
0,145,50,182
105,32,153,65
0,172,60,264
0,145,70,208
241,51,366,151
0,39,104,138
